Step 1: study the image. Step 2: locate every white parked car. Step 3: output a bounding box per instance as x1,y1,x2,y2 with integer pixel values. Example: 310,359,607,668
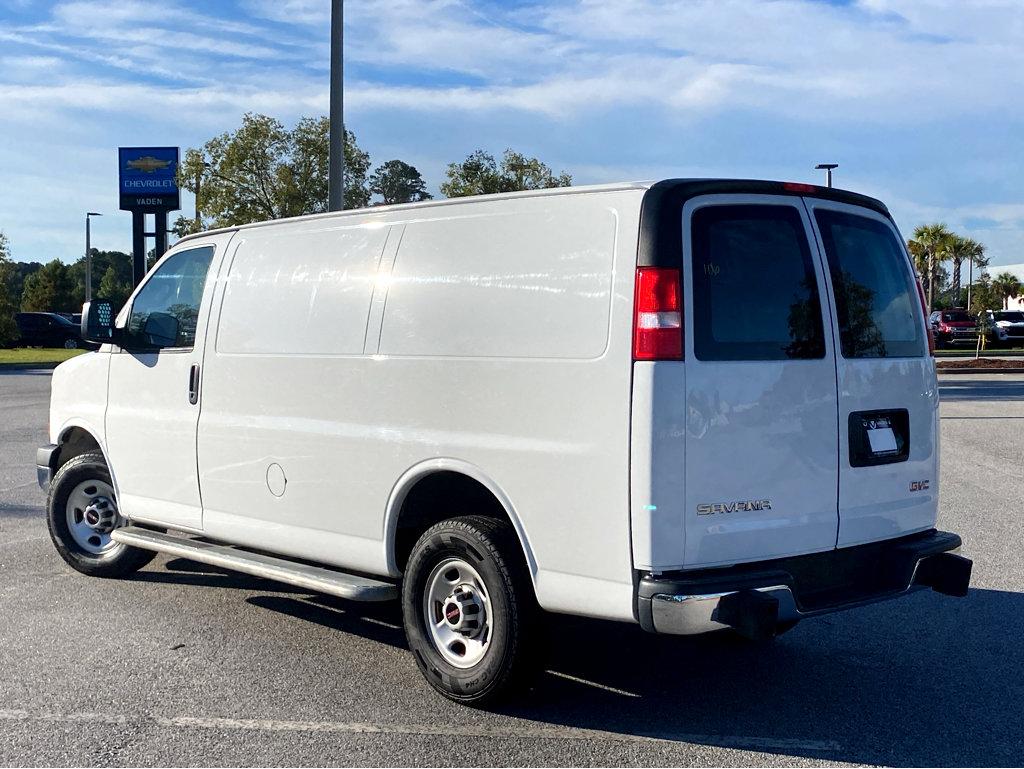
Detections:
37,180,971,704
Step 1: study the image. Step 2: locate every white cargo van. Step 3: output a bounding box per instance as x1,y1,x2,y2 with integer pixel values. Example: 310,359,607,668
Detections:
37,179,971,704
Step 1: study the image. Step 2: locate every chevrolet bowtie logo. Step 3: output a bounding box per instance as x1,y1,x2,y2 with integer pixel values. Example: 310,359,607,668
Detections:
126,156,171,173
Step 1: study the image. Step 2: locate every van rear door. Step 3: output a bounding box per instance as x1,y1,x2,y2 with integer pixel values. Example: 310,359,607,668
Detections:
804,200,938,547
681,195,840,568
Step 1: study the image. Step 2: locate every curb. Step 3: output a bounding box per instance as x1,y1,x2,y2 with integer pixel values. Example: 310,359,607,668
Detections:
0,362,62,371
937,367,1024,375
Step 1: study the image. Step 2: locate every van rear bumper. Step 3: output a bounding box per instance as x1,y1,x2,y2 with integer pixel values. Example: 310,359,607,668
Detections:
637,530,970,639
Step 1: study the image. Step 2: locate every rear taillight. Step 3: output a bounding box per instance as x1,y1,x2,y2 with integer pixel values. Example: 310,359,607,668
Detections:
633,267,683,360
782,182,818,194
915,277,935,356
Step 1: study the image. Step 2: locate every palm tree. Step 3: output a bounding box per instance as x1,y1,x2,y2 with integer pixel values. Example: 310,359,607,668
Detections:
945,235,987,307
992,272,1023,310
910,224,953,311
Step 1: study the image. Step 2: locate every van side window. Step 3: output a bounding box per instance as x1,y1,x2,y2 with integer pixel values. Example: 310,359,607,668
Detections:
814,210,923,359
125,246,215,350
690,205,825,361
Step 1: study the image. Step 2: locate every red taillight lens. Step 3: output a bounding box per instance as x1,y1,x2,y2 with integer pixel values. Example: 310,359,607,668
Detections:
633,267,683,360
782,182,818,193
915,277,935,356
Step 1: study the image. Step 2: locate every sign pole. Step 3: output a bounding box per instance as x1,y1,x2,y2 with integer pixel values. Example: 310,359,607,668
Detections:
132,211,146,287
154,211,168,261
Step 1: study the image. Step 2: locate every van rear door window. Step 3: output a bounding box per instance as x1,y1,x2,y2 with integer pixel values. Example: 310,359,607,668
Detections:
690,204,825,361
814,210,923,359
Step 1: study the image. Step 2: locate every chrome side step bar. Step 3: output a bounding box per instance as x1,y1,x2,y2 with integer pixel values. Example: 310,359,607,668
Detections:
111,526,398,602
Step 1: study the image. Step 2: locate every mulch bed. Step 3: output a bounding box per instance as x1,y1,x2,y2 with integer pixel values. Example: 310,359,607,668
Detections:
937,357,1024,370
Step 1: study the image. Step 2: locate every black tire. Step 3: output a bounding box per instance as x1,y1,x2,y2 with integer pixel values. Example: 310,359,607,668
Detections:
63,337,79,350
47,452,156,578
402,515,540,705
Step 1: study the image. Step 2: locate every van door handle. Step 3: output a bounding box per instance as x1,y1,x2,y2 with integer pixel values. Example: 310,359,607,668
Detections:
188,363,200,405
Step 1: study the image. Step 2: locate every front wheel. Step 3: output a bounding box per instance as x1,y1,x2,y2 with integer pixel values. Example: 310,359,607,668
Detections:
402,516,540,705
63,337,79,349
47,452,155,577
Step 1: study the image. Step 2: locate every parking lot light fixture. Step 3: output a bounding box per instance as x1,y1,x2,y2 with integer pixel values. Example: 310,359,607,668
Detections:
815,163,839,188
85,212,103,302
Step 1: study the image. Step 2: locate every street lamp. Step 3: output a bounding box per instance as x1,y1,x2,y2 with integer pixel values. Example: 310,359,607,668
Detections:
85,212,102,302
815,163,839,188
328,0,345,211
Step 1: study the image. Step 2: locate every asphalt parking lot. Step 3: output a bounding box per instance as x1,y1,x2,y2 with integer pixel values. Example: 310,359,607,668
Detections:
1,369,1023,767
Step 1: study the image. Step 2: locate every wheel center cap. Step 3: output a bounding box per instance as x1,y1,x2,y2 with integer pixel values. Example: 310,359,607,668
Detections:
83,496,117,533
444,602,462,625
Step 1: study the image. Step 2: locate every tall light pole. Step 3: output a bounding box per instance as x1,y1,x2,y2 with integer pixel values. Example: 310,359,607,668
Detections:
328,0,345,211
967,256,974,312
815,163,839,188
85,212,102,301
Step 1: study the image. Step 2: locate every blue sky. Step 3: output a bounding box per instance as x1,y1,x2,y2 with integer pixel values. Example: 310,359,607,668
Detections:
1,0,1022,266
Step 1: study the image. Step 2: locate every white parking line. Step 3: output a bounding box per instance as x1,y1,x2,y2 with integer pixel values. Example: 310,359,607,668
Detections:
0,535,47,548
0,707,841,752
0,481,37,494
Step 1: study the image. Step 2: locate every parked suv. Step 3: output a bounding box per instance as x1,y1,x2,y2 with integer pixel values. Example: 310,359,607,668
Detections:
14,312,94,349
36,179,971,704
981,309,1024,348
928,308,979,348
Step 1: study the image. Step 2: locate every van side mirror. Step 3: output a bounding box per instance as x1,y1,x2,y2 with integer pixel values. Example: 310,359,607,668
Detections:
141,312,179,348
81,300,116,344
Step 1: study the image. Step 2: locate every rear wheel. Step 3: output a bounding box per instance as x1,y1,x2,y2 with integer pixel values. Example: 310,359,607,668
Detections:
47,452,155,577
402,516,540,705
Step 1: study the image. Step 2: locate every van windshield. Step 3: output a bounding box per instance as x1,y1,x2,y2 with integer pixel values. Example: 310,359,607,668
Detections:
815,210,924,358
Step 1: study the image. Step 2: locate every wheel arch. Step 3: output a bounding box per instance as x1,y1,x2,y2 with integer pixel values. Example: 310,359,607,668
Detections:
383,459,538,585
52,423,117,488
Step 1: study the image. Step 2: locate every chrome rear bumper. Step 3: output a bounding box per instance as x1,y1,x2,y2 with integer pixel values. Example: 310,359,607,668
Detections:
637,530,970,640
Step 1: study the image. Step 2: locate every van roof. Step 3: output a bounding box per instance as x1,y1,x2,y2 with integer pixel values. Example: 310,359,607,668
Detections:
175,178,890,245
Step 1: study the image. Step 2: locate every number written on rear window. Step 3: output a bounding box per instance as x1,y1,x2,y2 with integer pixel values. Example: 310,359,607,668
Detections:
690,204,826,361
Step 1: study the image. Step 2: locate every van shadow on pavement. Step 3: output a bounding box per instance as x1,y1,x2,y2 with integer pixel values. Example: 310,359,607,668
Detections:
508,587,1022,767
140,559,1021,766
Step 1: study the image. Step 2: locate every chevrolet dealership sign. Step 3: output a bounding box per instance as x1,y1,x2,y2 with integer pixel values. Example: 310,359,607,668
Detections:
118,147,180,211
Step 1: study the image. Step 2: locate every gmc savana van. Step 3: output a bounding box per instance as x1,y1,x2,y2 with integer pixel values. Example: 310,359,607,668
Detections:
37,179,971,704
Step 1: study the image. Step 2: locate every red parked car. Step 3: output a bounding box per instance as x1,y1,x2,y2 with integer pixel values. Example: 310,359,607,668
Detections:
928,309,979,348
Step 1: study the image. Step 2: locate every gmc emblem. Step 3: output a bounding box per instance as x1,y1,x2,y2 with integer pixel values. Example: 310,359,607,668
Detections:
910,480,930,492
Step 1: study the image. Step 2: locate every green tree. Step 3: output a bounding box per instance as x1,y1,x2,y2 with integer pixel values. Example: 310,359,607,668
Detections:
969,271,1003,314
441,149,572,198
66,249,134,310
10,261,43,303
0,232,19,346
945,234,987,303
369,160,432,205
992,271,1023,310
908,223,952,311
173,113,371,236
20,260,78,313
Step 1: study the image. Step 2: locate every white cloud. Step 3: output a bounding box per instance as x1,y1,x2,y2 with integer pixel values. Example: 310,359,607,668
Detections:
0,0,1022,265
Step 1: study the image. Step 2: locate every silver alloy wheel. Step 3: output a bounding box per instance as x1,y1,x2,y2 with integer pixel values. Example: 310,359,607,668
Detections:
423,557,492,669
63,338,78,349
64,479,122,555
